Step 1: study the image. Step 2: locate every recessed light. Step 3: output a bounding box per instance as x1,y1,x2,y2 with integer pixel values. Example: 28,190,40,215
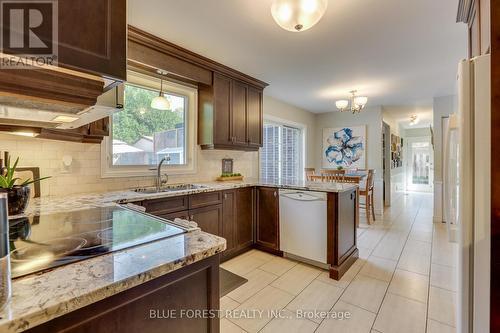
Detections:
11,131,39,137
52,115,79,123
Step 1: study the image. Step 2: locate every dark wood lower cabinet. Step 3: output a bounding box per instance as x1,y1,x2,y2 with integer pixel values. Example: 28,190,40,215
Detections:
221,188,255,260
26,255,220,333
236,187,254,250
255,187,281,254
159,210,190,221
190,205,223,236
327,189,359,280
222,190,237,254
138,187,358,280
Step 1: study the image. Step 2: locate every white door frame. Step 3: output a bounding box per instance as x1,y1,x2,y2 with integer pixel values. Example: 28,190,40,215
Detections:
405,136,434,192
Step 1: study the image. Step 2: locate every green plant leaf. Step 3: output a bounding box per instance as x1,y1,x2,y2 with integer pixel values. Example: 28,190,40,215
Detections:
7,177,20,188
0,177,8,188
21,176,51,186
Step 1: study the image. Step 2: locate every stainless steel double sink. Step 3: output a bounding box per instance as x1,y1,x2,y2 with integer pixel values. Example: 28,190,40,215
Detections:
132,184,208,194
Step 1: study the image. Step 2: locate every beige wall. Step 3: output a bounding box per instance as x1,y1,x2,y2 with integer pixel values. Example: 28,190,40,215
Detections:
315,106,383,177
1,95,317,197
403,127,431,138
0,134,258,197
314,106,384,213
263,95,316,168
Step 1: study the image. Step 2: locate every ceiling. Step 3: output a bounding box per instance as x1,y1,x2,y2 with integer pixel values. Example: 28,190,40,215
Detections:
128,0,467,113
383,105,433,129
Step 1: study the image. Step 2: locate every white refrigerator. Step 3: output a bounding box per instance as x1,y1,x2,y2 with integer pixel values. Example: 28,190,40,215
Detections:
446,54,490,333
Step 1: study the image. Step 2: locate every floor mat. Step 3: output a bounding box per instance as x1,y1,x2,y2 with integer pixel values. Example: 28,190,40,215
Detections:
220,267,248,297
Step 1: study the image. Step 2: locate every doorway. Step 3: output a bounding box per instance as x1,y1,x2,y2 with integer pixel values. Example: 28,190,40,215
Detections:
406,136,434,192
382,122,391,206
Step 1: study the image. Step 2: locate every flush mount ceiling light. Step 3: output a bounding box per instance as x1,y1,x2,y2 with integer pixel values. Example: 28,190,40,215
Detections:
52,115,79,123
410,114,419,126
150,69,171,111
271,0,328,32
335,90,368,114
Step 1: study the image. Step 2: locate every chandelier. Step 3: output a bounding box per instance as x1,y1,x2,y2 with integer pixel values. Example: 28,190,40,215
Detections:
271,0,328,32
409,114,419,126
335,90,368,114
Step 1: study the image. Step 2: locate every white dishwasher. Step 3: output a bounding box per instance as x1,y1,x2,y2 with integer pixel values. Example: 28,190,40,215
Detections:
279,189,328,265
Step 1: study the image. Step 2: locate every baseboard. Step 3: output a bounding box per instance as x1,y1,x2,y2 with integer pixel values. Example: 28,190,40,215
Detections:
329,248,359,280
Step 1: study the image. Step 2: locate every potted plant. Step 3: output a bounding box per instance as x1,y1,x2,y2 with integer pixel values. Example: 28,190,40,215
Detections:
0,157,50,215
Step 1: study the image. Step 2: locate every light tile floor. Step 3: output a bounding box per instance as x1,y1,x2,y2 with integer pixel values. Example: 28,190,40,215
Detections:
220,192,458,333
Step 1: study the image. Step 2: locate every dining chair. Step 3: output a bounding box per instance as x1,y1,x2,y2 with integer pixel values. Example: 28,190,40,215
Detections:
359,169,375,223
321,169,346,175
320,169,345,182
304,168,316,181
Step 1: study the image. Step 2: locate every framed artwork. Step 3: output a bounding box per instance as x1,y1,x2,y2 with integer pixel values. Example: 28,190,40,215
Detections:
221,158,233,174
322,126,366,168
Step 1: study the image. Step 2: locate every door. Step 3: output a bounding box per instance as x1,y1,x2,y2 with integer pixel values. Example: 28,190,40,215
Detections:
222,191,236,254
213,73,232,146
236,187,254,249
58,0,126,80
247,87,263,148
189,205,222,236
406,136,434,192
232,80,248,146
256,187,279,251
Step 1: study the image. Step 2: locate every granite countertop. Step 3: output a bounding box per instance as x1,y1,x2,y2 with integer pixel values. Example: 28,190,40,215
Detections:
0,230,225,333
21,178,357,217
0,178,355,332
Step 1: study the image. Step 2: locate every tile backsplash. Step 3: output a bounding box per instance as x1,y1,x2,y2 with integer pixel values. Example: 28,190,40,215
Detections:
0,133,259,197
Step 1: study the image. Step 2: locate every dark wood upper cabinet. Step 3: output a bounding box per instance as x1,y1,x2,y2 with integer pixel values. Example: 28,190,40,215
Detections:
256,187,280,252
232,80,248,146
213,73,233,146
247,86,263,148
58,0,127,81
199,75,264,151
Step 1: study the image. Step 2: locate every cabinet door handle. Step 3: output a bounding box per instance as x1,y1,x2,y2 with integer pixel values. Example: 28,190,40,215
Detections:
224,193,227,199
274,191,277,197
190,215,194,220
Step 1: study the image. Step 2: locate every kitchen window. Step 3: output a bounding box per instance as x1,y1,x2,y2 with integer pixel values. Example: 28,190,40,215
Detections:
260,121,303,181
101,71,197,178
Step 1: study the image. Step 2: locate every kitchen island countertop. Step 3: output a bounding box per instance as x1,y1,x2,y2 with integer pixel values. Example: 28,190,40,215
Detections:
0,178,355,332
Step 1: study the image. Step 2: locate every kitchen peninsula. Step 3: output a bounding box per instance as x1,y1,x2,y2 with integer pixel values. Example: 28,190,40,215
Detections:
0,179,358,333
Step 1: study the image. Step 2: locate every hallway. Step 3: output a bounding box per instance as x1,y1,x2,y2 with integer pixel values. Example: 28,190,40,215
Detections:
220,192,458,333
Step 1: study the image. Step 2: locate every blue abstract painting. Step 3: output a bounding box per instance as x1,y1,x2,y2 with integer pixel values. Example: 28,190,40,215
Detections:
322,126,366,168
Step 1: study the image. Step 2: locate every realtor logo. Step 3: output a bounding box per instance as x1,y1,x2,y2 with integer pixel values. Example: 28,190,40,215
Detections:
0,0,58,68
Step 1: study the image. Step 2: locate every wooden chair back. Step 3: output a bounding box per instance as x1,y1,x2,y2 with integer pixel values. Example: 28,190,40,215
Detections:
321,169,346,175
304,168,316,181
364,169,375,191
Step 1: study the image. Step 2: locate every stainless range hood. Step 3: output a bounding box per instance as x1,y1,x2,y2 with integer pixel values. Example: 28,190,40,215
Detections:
0,84,124,129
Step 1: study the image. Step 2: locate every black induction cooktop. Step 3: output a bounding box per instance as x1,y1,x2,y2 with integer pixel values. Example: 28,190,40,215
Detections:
8,206,186,278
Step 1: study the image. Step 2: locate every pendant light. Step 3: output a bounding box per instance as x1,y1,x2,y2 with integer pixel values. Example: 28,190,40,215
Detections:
151,70,171,110
335,90,368,114
271,0,328,32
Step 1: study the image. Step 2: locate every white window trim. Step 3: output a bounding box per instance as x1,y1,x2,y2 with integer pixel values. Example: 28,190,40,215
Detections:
101,71,198,178
260,115,306,180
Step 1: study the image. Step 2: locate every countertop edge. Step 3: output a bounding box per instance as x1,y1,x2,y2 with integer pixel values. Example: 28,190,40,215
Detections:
2,232,226,333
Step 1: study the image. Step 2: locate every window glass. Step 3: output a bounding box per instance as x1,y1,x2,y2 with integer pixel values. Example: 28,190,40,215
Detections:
260,122,302,180
111,84,186,166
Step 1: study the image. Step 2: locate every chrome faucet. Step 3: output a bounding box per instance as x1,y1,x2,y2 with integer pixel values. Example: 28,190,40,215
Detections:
156,156,170,192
